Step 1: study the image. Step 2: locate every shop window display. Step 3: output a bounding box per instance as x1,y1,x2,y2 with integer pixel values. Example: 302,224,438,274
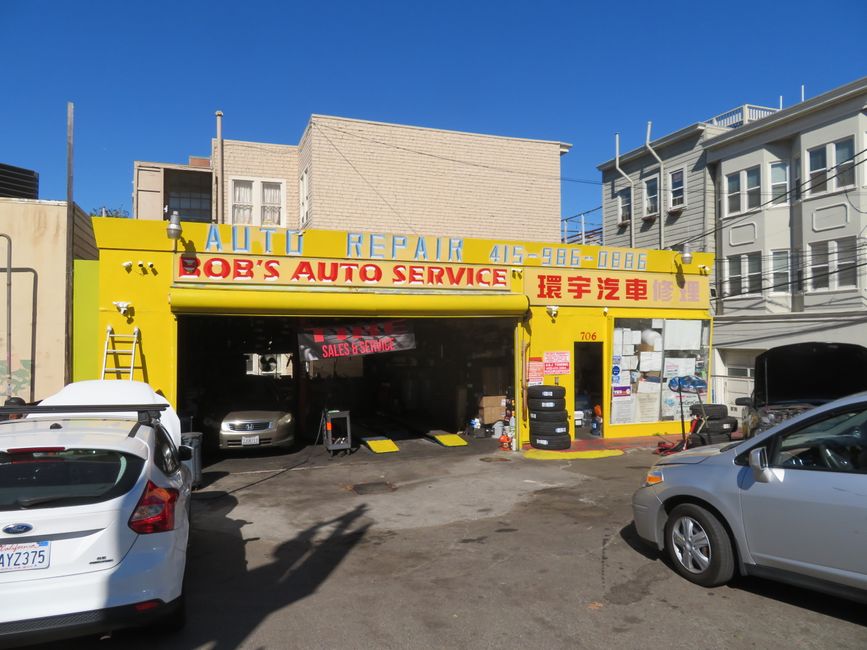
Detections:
610,318,710,424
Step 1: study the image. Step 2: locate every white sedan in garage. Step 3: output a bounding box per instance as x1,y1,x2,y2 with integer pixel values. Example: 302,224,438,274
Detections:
0,381,192,646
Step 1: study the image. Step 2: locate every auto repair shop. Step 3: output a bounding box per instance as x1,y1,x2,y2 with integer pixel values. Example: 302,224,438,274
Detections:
77,219,713,449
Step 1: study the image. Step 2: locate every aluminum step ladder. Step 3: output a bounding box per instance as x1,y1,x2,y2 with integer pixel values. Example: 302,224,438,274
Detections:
101,325,140,380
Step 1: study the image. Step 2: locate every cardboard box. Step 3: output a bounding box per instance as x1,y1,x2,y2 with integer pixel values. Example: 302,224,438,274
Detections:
479,395,507,408
479,405,506,424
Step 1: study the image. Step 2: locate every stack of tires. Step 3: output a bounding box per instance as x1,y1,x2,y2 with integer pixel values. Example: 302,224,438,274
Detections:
689,403,738,446
528,385,570,450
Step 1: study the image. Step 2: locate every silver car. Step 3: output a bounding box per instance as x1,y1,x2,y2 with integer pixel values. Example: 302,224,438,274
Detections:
633,391,867,603
209,410,295,451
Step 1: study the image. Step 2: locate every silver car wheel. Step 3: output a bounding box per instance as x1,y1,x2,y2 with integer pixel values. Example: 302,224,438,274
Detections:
670,515,711,574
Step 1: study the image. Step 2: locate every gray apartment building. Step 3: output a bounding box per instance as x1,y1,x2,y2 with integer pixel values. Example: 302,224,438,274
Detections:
133,114,571,242
598,76,867,410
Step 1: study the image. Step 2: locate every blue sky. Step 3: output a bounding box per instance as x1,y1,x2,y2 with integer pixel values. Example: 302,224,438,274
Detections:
2,0,866,229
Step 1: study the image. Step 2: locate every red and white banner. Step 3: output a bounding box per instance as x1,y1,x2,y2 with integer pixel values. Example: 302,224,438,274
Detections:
298,320,416,360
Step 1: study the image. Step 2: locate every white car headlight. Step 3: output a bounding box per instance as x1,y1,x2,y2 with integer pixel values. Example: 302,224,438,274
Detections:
644,468,664,487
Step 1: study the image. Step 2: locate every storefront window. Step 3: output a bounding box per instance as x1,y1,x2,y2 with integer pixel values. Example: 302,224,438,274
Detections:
610,318,710,424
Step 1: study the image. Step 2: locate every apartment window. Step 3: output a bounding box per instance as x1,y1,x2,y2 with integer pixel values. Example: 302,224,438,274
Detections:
618,188,632,222
835,138,855,188
232,180,254,224
809,146,828,194
810,237,858,290
770,250,789,292
670,169,685,207
230,178,284,227
644,177,659,216
299,168,310,227
745,167,761,209
726,173,741,214
726,252,762,296
770,162,788,205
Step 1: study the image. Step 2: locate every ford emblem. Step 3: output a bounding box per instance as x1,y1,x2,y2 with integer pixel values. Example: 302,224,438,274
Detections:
3,523,33,535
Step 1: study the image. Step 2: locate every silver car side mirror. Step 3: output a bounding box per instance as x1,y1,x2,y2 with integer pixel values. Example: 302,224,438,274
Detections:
749,447,772,483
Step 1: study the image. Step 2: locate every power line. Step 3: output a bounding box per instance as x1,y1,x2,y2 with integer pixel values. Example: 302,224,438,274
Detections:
315,121,603,186
671,146,867,249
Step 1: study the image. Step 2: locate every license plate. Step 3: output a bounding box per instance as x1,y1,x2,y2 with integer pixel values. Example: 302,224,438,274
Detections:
0,541,50,573
241,435,260,446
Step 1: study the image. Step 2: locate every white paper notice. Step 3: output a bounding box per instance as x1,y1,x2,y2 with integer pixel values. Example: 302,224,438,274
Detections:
611,397,636,424
631,330,643,345
613,328,624,354
613,372,630,387
652,319,663,328
622,344,635,356
663,357,696,378
664,320,702,351
639,351,662,372
637,380,661,393
637,393,661,422
622,355,638,370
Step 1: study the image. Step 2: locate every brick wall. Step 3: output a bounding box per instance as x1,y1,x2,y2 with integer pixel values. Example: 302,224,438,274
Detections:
307,116,564,241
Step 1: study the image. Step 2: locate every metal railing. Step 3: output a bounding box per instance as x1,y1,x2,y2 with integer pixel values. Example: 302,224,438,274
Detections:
707,104,778,129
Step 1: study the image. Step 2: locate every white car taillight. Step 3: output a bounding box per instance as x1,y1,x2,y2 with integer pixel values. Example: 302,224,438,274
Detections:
128,480,179,534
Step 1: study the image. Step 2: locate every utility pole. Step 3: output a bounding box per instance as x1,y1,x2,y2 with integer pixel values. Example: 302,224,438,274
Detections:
65,102,74,384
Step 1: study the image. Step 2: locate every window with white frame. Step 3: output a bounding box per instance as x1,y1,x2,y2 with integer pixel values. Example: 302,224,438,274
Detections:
726,173,741,214
670,169,685,208
299,167,310,227
770,162,788,205
808,146,828,194
617,187,632,222
810,236,858,290
230,178,285,227
745,167,761,210
726,252,762,296
835,138,855,188
644,177,659,216
770,250,789,292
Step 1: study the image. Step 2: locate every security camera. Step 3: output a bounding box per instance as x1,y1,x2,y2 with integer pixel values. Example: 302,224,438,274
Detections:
147,262,155,269
546,305,559,318
137,261,144,268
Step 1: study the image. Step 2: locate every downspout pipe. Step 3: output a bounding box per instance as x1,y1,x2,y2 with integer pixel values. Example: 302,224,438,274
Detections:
645,121,665,250
614,133,635,248
215,110,224,224
0,234,10,398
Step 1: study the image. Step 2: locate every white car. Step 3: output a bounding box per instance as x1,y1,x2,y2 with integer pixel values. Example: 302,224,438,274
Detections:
0,381,192,646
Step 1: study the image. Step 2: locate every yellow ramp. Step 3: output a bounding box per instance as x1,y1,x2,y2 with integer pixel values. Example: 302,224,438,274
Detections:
426,431,468,447
524,449,624,460
362,437,400,453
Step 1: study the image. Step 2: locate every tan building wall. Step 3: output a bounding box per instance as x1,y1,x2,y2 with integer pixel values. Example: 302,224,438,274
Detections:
304,115,567,241
212,139,298,229
0,198,96,400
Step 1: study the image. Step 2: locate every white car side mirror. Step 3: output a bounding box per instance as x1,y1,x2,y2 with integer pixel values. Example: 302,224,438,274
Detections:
749,447,772,483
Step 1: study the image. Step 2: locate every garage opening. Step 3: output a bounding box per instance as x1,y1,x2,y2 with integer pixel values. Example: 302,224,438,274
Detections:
177,315,516,453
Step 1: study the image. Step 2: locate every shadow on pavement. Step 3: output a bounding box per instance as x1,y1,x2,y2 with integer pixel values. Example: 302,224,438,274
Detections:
36,495,370,650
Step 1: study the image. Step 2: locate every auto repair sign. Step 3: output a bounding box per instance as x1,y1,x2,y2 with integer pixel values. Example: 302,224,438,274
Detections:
298,320,416,360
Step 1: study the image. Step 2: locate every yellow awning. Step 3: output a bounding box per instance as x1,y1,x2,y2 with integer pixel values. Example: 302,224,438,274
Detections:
168,287,529,317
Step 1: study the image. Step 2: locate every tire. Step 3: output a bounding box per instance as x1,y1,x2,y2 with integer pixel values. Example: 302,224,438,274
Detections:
529,410,568,422
529,420,570,436
530,433,571,450
527,385,566,399
664,504,735,587
701,417,738,434
528,398,566,411
689,403,728,419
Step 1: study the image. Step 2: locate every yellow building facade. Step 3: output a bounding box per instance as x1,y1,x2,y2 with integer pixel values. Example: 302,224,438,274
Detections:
79,218,713,445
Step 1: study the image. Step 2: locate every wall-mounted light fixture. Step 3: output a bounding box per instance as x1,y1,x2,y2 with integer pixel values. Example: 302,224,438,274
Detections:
112,301,132,317
121,261,132,271
166,210,183,241
679,243,693,265
545,305,559,320
603,306,609,315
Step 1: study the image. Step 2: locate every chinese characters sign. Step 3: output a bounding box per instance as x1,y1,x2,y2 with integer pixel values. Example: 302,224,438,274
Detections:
525,269,709,308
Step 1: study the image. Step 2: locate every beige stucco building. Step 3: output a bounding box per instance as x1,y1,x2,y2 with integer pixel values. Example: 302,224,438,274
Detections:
134,114,571,241
0,198,97,401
